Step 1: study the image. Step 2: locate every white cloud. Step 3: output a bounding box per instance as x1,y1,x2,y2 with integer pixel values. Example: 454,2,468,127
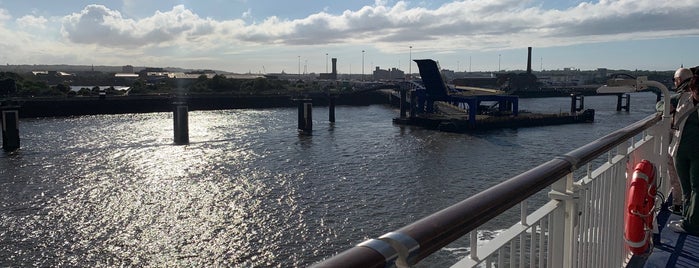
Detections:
57,1,699,53
242,9,252,20
0,0,685,71
61,4,228,48
16,15,48,29
0,8,11,22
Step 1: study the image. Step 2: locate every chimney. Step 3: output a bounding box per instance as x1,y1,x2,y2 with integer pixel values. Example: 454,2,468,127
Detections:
527,47,532,74
331,58,337,80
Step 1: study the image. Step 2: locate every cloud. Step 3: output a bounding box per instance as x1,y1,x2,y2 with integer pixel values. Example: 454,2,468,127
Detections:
0,8,11,22
56,1,699,54
209,0,699,53
16,15,48,29
61,4,225,48
242,9,252,20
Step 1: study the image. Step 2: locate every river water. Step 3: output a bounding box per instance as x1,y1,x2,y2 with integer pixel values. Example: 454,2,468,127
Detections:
0,93,660,267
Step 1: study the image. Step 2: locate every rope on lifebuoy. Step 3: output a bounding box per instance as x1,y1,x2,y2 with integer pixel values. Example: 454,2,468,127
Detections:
624,159,657,255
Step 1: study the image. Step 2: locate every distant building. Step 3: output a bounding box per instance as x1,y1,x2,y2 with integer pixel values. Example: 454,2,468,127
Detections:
113,73,139,86
373,66,404,80
319,58,338,80
441,69,455,81
138,67,170,83
33,70,75,85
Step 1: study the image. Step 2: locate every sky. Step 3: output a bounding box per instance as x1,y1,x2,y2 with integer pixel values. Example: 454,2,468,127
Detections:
0,0,698,74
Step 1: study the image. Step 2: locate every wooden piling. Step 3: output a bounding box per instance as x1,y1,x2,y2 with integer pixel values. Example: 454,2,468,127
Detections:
616,93,630,111
1,108,20,151
173,103,189,144
295,99,312,134
399,90,407,119
570,94,584,114
329,97,336,123
409,92,417,118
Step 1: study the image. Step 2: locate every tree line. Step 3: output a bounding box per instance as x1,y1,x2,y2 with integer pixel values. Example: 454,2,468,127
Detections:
0,72,327,98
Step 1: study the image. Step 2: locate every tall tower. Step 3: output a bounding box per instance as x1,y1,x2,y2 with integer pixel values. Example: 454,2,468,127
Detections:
526,47,532,74
331,58,338,80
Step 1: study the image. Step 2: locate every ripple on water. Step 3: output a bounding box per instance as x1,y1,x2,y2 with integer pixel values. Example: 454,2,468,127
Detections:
0,94,663,266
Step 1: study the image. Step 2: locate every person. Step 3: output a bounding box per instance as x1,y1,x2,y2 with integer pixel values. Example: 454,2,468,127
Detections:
667,73,699,235
674,68,694,92
666,68,694,214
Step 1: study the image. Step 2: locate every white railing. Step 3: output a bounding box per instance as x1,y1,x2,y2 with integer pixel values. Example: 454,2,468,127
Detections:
316,77,672,268
452,113,670,268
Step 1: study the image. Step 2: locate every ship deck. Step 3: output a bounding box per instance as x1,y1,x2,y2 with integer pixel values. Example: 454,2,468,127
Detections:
628,205,699,267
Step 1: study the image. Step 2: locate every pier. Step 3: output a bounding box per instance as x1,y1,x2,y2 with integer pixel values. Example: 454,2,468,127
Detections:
392,59,595,132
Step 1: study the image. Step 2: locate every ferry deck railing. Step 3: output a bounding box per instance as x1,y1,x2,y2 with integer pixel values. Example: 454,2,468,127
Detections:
315,78,673,268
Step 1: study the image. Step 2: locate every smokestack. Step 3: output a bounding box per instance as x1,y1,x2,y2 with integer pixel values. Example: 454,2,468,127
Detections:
527,47,532,74
331,58,337,80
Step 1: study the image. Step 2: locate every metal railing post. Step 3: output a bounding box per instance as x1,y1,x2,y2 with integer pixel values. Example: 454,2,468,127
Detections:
548,172,576,267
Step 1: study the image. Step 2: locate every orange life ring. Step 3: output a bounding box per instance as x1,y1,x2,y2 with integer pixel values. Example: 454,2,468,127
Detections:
624,159,656,255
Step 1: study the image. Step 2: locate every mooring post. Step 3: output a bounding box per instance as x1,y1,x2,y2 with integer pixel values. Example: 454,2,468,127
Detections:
399,89,407,119
570,94,584,114
409,92,417,118
295,99,312,134
1,106,20,151
616,93,630,111
328,96,336,123
616,94,622,111
173,102,189,144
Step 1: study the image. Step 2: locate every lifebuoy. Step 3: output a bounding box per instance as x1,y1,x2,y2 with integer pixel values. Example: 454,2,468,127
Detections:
624,159,657,255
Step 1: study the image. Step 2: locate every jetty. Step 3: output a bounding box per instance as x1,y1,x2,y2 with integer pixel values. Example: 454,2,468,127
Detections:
392,59,595,132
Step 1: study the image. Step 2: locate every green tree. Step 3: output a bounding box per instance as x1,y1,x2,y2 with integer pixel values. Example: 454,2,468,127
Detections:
252,78,269,91
55,84,70,94
129,80,148,94
77,88,92,96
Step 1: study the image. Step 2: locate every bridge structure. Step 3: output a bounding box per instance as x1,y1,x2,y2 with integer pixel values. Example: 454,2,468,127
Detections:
407,59,519,127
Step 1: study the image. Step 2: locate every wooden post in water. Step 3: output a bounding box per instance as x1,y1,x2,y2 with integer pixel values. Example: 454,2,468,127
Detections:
616,93,630,111
173,102,189,144
295,99,312,134
328,96,336,123
1,106,20,151
399,89,407,119
570,94,584,114
409,92,417,118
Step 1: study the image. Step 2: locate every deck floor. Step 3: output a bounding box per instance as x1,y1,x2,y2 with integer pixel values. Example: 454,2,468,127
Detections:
628,206,699,267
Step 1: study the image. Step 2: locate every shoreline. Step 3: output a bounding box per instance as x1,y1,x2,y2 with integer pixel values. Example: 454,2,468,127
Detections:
3,91,390,118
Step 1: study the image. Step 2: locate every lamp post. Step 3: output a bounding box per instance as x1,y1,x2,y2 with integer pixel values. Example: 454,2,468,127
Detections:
362,50,365,81
298,56,301,78
498,54,501,72
326,53,328,73
409,46,412,79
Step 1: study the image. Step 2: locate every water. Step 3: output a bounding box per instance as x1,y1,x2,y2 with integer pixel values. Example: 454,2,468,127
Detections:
0,93,660,267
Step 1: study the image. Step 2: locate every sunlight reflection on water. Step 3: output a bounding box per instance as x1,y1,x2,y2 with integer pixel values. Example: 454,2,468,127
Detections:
0,93,661,266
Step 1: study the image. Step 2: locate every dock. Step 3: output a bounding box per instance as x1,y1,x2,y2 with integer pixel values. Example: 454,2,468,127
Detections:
393,107,594,132
392,59,594,132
